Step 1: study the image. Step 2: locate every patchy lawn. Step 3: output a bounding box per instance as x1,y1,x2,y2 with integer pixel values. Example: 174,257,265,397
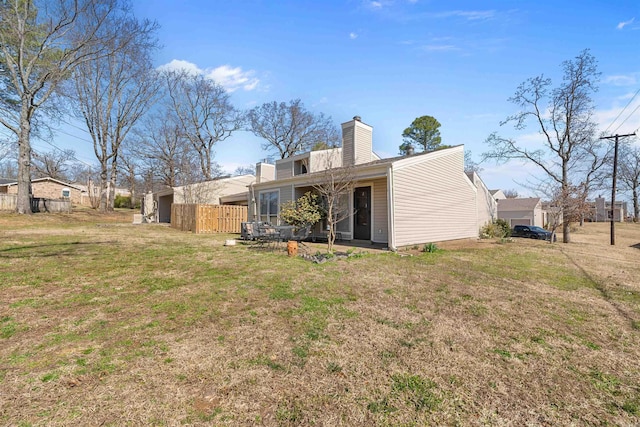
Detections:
1,211,639,426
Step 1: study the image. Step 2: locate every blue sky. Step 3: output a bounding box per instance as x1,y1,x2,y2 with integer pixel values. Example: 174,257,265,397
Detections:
46,0,640,194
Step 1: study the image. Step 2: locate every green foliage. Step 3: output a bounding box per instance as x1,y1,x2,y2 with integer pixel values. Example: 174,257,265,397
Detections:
326,362,342,373
114,195,139,209
480,219,511,239
400,115,442,153
1,317,17,339
422,242,439,253
391,373,441,411
114,195,129,208
279,192,324,229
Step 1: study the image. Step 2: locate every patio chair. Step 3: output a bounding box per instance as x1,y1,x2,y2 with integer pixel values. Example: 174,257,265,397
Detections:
291,225,311,243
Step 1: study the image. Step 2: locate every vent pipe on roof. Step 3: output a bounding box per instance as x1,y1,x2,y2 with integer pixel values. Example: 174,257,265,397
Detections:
406,144,415,156
353,115,361,122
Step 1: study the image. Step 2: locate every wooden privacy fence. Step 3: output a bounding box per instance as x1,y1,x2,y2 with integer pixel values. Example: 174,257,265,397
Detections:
0,195,71,213
171,204,247,234
0,194,17,211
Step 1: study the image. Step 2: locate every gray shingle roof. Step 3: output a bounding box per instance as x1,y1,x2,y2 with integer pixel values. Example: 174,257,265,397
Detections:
497,197,541,211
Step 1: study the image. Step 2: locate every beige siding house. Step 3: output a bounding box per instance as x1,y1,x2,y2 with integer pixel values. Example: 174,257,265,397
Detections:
251,116,495,249
148,174,255,223
467,172,497,227
497,197,544,227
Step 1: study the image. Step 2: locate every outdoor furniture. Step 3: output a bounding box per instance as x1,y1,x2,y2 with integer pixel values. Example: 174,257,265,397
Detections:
243,221,312,249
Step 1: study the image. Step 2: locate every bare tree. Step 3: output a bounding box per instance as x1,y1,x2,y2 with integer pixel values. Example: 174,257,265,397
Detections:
67,162,100,208
31,149,75,180
503,189,519,198
311,154,355,252
483,50,603,243
164,70,242,180
132,113,197,188
619,143,640,221
464,150,483,174
73,12,160,212
234,164,256,176
0,0,126,214
118,145,139,208
247,99,340,159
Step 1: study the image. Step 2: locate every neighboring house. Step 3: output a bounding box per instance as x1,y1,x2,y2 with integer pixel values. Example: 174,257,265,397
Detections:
585,196,626,222
497,197,544,227
540,201,563,227
490,189,506,200
0,177,88,206
250,116,496,250
468,172,497,226
148,174,256,223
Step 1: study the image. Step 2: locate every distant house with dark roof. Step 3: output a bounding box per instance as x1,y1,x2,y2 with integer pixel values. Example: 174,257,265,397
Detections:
0,177,89,206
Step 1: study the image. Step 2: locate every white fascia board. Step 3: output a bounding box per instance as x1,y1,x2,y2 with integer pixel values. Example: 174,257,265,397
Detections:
391,145,464,171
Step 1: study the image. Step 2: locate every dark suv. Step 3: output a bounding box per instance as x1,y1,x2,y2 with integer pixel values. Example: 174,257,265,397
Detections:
511,225,555,241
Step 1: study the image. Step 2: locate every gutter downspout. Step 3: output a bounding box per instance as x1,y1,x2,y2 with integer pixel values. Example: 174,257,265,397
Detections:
249,181,257,221
387,164,396,251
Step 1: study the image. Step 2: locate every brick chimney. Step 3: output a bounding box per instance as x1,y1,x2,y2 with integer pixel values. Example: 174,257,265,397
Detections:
341,116,373,167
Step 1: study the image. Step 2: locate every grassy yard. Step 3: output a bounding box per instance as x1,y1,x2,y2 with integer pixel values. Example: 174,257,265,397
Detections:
1,210,639,426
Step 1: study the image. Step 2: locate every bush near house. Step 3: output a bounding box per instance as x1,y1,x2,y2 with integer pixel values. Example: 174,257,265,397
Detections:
480,219,511,239
114,195,139,209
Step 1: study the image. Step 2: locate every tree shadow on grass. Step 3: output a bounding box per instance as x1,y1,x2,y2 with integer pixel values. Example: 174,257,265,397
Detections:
0,241,117,258
560,247,638,330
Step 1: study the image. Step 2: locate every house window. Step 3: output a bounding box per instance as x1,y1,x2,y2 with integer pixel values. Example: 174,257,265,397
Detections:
294,159,308,176
61,188,71,198
259,190,279,224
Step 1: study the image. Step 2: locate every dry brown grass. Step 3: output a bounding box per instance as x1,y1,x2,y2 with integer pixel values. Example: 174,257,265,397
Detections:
1,212,639,426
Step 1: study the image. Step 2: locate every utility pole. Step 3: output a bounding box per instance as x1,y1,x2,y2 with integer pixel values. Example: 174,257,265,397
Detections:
600,132,636,245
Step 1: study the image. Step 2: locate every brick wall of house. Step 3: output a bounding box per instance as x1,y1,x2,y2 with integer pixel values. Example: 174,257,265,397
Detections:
7,180,84,205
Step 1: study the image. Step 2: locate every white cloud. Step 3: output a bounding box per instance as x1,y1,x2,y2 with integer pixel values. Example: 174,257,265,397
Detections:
349,32,358,39
421,44,459,52
434,10,496,21
617,17,635,30
158,60,259,92
605,74,637,86
595,96,640,135
206,65,259,92
157,59,202,75
369,1,383,9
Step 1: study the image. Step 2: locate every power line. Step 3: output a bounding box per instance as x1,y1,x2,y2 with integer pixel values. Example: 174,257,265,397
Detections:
31,137,96,168
57,117,93,135
604,87,640,133
599,132,636,246
51,126,94,144
612,102,640,134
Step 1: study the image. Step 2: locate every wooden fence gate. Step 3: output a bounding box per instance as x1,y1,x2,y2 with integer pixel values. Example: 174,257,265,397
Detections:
171,204,247,234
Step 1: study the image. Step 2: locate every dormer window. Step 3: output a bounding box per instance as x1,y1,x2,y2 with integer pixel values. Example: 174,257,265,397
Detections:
294,158,309,176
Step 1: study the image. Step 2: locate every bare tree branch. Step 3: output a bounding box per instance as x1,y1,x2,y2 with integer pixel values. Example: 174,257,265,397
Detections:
0,0,131,213
163,70,241,180
72,11,160,211
483,50,603,243
247,99,340,159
